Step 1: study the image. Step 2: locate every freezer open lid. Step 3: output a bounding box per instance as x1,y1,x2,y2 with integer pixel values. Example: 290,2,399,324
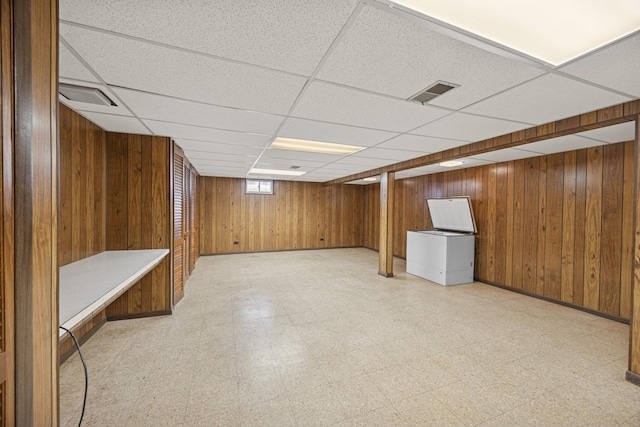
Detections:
426,196,477,234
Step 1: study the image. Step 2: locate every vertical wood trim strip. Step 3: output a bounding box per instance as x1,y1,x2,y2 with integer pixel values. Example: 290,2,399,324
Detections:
379,172,394,277
629,117,640,378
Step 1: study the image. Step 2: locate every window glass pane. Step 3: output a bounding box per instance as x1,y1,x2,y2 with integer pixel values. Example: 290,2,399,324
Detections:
246,179,274,194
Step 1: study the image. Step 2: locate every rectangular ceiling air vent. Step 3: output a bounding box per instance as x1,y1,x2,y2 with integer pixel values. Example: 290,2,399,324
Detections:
409,81,458,104
289,166,301,170
59,83,117,106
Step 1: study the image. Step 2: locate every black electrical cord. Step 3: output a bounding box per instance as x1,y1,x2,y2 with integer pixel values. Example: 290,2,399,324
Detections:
60,326,88,427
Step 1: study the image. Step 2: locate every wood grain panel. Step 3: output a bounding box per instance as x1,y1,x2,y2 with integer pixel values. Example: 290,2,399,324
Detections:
58,104,107,266
600,144,624,315
379,172,394,277
584,147,603,310
13,0,59,422
630,118,640,379
199,177,364,254
105,133,172,318
372,139,635,320
0,0,15,421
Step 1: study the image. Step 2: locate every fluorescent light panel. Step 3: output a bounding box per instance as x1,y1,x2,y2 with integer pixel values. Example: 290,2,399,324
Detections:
270,137,365,155
391,0,640,65
440,160,463,167
248,168,306,176
363,177,378,181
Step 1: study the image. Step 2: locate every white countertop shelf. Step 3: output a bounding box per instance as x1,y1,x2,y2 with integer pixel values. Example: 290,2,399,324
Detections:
59,249,169,338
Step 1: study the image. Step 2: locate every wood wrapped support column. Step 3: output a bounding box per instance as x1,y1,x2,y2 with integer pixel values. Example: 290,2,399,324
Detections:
628,116,640,387
378,171,394,277
13,0,60,423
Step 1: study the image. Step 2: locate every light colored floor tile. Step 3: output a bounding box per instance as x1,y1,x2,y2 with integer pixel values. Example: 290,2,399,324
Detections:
59,248,640,427
331,373,391,418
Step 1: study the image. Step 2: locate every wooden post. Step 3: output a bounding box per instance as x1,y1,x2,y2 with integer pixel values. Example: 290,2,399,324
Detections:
628,116,640,387
379,171,394,277
13,0,60,423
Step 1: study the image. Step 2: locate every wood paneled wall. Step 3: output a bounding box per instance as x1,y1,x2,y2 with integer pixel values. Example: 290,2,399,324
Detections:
59,104,107,266
105,133,172,317
0,0,14,423
364,141,634,319
199,177,364,254
13,0,59,423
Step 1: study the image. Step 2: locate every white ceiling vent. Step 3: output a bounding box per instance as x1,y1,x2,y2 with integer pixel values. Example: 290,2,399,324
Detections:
59,83,117,106
409,82,458,104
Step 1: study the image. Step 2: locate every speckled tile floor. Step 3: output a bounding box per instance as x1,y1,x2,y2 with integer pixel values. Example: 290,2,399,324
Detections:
60,248,640,426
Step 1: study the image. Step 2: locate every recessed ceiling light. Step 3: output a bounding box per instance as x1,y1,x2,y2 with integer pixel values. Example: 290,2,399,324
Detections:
248,168,306,176
390,0,640,65
270,137,365,155
440,160,464,167
363,177,378,181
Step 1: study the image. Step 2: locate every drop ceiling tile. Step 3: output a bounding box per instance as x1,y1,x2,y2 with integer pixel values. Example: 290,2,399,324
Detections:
352,147,423,161
60,0,359,76
197,170,245,178
331,156,395,167
291,81,450,132
256,157,328,168
463,73,631,124
190,160,254,169
412,112,533,142
395,165,441,179
317,6,545,110
174,139,265,156
196,165,250,175
59,79,133,116
61,24,307,115
113,88,285,135
278,118,397,147
252,162,314,173
144,120,270,146
517,134,604,154
423,157,494,174
59,41,99,82
469,148,542,162
576,121,636,144
261,149,343,163
375,134,461,153
184,152,257,164
77,112,150,134
559,33,640,97
313,164,371,172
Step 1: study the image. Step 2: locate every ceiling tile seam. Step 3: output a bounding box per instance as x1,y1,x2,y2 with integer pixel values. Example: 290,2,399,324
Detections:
245,3,367,180
106,84,289,120
141,118,273,138
365,0,552,70
60,20,312,80
60,35,156,135
547,69,638,100
556,28,640,70
457,73,553,115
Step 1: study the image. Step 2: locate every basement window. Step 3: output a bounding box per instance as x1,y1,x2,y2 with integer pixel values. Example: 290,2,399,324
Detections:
246,179,274,195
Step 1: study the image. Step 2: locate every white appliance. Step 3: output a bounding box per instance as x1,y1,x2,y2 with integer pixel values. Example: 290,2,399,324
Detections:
406,197,477,286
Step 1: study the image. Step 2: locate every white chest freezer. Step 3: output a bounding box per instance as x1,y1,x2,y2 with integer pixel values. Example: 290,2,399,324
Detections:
406,197,477,286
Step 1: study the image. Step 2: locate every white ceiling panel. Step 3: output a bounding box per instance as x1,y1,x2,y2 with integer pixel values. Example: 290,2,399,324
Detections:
190,160,254,170
59,41,99,82
375,134,461,153
61,24,307,115
395,164,442,179
291,82,450,132
278,118,397,147
78,112,150,134
113,88,285,135
468,148,542,162
517,134,604,154
412,112,533,142
352,147,424,161
330,156,395,167
559,33,640,98
463,73,631,124
317,6,545,110
260,149,343,163
144,121,270,146
312,164,371,173
174,140,265,156
576,121,636,144
197,170,245,178
59,79,134,116
183,152,257,164
60,0,359,76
